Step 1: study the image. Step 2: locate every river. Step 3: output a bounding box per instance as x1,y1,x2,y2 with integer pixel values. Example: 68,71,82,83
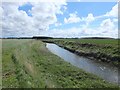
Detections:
46,43,119,85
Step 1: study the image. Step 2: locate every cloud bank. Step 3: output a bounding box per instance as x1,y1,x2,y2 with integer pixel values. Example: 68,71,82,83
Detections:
1,2,118,38
1,1,66,37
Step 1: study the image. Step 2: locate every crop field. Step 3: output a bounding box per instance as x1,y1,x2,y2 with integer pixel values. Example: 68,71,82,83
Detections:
2,39,119,88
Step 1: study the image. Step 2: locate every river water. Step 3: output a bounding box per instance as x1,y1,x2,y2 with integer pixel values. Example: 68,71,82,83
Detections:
46,43,119,85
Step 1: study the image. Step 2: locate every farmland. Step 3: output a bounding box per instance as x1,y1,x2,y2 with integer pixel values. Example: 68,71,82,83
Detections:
2,39,118,88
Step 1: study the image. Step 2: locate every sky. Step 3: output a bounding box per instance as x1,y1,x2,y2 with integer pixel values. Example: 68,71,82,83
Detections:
1,1,118,38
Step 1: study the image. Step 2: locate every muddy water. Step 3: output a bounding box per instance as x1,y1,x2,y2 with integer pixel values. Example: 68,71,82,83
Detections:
46,43,119,85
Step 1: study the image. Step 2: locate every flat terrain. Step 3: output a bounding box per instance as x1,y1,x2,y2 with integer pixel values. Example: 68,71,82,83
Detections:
2,39,118,88
43,38,119,66
0,39,2,89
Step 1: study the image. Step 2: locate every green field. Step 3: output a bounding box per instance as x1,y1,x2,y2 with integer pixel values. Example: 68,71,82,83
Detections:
0,39,2,89
46,38,119,45
43,38,119,66
2,39,119,88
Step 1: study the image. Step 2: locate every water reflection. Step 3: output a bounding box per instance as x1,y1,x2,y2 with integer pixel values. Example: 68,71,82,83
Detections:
46,43,119,85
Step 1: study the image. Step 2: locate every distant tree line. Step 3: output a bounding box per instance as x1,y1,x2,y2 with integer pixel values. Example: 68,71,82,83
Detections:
1,37,32,39
32,36,53,39
81,37,115,39
0,36,117,39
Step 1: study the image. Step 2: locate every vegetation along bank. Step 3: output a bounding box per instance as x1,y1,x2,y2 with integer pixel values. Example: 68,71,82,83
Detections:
2,39,119,88
42,38,120,67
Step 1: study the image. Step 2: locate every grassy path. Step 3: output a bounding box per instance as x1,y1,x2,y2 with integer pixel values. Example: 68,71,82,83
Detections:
2,39,119,88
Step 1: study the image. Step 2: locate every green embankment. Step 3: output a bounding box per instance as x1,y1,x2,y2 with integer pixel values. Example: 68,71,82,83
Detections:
43,39,119,66
2,39,118,88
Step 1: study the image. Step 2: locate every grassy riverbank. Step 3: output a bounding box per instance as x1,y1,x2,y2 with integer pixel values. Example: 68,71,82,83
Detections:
2,39,118,88
43,38,119,66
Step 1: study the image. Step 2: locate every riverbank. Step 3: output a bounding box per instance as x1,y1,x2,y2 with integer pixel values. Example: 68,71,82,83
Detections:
42,39,120,67
2,39,118,88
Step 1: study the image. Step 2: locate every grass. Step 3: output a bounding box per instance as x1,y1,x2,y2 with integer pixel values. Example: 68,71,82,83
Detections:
43,38,119,66
0,39,2,89
55,38,119,45
2,39,119,88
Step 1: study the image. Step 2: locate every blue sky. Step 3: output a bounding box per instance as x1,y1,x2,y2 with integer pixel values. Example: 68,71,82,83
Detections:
19,2,117,17
19,2,117,29
2,2,118,38
19,2,33,16
64,2,116,16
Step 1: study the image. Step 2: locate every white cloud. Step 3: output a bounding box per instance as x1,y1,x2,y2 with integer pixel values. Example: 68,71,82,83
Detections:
100,19,115,30
55,22,62,27
83,18,117,38
86,13,95,23
42,3,118,38
76,13,95,27
64,12,81,24
82,13,95,26
0,7,2,37
80,3,117,27
2,2,32,37
78,0,81,1
2,2,67,37
98,19,117,38
43,18,118,38
43,27,84,38
43,26,117,38
1,2,118,38
113,18,118,22
92,4,118,20
105,4,118,17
